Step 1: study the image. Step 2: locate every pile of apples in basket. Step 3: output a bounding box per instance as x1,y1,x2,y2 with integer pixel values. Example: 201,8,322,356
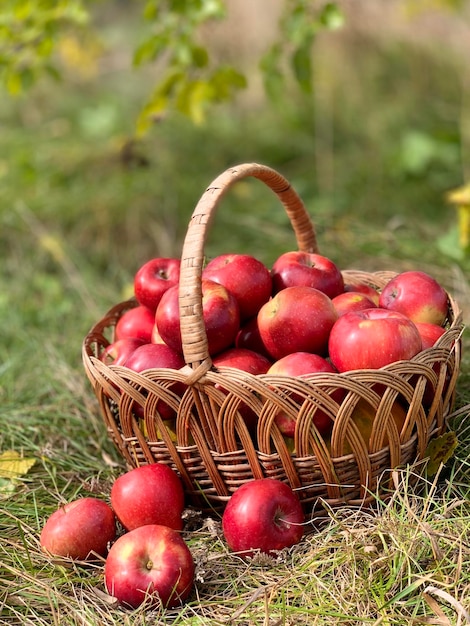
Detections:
103,251,452,442
40,250,457,611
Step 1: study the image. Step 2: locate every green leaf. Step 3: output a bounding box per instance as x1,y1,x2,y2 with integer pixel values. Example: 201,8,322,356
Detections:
292,41,313,93
319,3,345,30
133,35,166,67
176,79,212,124
191,45,209,69
210,65,247,100
260,44,284,102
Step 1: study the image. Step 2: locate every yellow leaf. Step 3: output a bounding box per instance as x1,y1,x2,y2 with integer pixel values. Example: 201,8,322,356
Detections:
0,450,36,479
39,234,66,264
425,431,458,476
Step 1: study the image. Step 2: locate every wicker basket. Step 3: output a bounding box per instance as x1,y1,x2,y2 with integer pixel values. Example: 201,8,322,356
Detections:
82,163,464,514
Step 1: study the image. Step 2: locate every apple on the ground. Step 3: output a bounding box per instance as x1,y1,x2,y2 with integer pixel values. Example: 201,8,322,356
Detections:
328,308,423,372
156,278,240,356
221,478,304,557
110,463,185,532
40,497,116,561
203,253,272,321
257,285,338,360
134,257,181,312
104,524,194,609
271,251,344,299
379,270,449,326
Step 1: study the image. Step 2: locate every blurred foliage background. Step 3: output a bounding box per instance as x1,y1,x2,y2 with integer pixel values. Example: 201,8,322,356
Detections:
1,0,470,399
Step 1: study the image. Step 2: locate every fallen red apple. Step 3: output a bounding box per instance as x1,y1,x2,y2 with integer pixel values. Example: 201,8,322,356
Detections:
379,270,449,326
115,305,155,343
328,308,423,372
40,497,116,561
123,342,186,421
134,257,181,312
331,291,377,317
271,251,344,299
343,282,380,305
156,278,240,356
257,286,338,360
221,478,304,557
110,463,185,532
104,524,195,609
203,253,272,321
267,352,339,437
100,337,146,366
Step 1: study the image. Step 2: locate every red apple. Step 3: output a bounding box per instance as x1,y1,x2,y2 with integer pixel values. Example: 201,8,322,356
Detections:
124,342,185,372
110,463,185,532
271,251,344,298
203,253,272,321
379,270,449,326
115,305,155,343
104,524,194,609
235,315,272,359
100,337,146,366
414,322,448,407
213,347,272,375
40,497,116,561
344,282,380,305
212,347,272,431
331,291,377,317
221,478,304,557
156,278,240,356
267,352,339,437
328,308,423,372
123,342,186,421
257,286,338,360
150,323,166,344
415,322,446,350
134,257,181,312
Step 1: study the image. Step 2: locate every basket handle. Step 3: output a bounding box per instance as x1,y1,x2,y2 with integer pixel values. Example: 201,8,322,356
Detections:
179,162,318,375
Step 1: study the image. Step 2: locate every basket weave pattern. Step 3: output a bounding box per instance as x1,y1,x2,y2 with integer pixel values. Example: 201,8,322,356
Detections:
83,163,463,513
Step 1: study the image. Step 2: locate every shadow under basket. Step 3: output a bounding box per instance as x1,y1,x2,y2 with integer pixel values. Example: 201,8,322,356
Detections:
82,163,464,516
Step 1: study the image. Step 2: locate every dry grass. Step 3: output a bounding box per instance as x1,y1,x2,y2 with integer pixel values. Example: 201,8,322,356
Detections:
2,459,470,625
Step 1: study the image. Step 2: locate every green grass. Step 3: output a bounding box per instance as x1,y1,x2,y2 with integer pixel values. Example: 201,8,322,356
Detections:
1,4,470,624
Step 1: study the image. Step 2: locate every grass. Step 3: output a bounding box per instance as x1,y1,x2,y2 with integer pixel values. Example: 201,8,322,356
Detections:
1,3,470,624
